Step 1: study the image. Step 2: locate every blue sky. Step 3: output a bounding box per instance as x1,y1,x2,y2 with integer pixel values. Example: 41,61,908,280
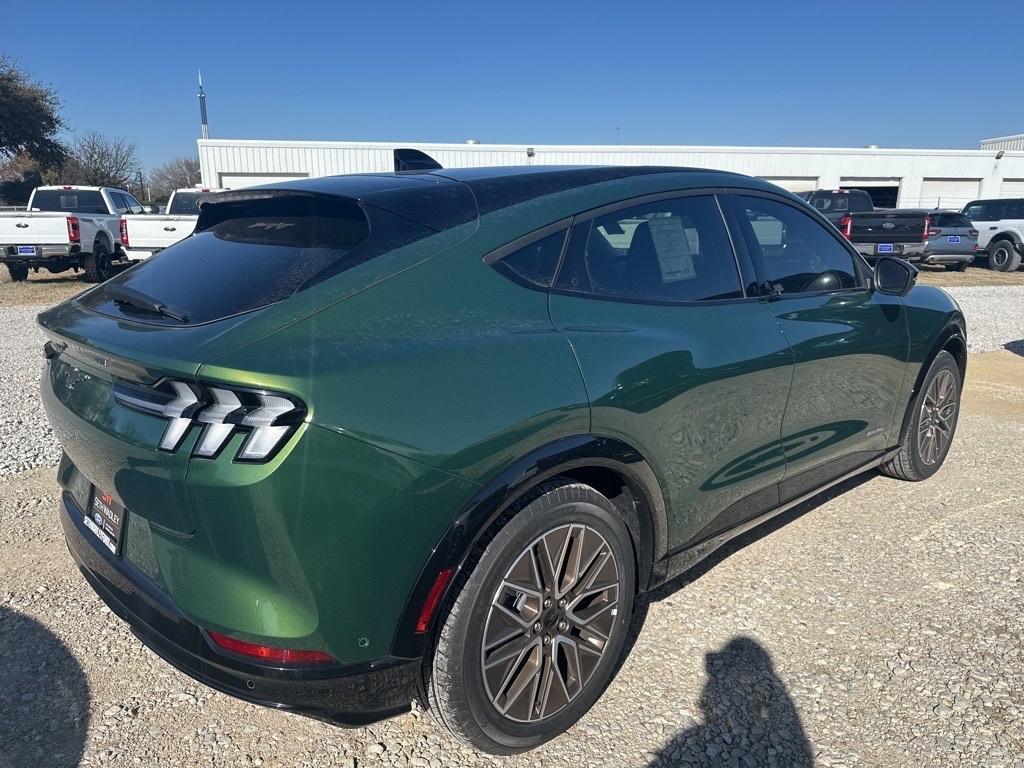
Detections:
5,0,1023,169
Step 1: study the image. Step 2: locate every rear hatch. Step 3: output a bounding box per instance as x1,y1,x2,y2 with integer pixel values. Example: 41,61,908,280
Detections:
39,176,478,534
847,210,927,244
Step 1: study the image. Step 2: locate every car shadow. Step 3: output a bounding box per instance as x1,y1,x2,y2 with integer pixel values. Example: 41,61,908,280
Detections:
1004,339,1024,357
644,636,813,767
0,605,90,768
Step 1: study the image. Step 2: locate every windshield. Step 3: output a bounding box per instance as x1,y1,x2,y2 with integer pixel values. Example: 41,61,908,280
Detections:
168,192,203,215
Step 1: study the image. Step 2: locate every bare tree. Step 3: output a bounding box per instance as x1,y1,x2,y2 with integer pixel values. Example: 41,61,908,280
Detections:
46,132,139,189
148,156,201,200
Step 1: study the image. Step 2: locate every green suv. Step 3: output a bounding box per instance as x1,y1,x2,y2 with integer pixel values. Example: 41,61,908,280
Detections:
40,166,966,754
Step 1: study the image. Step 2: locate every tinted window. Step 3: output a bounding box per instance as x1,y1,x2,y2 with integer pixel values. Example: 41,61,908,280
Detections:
963,201,1003,220
123,193,145,214
31,189,107,214
80,195,373,325
806,192,872,214
734,195,860,295
110,193,131,215
932,213,972,228
494,228,566,288
168,192,202,215
555,195,743,303
1003,200,1024,219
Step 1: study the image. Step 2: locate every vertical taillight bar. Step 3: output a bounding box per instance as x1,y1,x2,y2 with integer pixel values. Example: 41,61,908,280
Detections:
66,216,80,243
923,215,932,241
839,214,852,240
119,217,129,247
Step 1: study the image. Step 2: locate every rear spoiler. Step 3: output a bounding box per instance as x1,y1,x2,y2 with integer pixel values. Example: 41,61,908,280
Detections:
393,148,442,172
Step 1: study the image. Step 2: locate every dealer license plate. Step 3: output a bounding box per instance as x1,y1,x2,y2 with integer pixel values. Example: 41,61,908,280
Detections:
17,245,37,256
947,235,961,244
84,487,126,556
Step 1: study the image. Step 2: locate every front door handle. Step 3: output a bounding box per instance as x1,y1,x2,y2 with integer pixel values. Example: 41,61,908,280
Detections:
163,226,177,232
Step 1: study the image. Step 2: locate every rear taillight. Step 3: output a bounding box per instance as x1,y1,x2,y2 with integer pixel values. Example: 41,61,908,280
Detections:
207,630,335,665
969,229,979,237
927,228,942,237
119,217,129,247
923,216,933,240
839,214,852,240
66,216,80,243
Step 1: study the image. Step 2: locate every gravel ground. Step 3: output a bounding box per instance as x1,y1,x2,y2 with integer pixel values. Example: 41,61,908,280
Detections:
1,288,1023,767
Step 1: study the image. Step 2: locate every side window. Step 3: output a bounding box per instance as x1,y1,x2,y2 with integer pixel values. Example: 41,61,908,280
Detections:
555,195,743,303
110,193,131,215
964,201,1002,221
733,195,861,295
491,228,567,288
123,193,145,214
1003,200,1024,219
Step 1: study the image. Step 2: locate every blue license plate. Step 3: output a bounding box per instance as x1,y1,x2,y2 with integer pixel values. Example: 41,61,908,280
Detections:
947,235,961,244
877,243,894,253
16,245,36,256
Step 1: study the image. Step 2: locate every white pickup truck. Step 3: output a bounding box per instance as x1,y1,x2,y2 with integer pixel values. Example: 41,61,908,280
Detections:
0,185,145,282
119,187,225,260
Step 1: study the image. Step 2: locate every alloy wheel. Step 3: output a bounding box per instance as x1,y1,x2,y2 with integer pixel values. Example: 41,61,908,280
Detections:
480,524,620,723
918,369,957,465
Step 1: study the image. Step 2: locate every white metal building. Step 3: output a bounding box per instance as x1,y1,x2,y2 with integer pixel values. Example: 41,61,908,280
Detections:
198,138,1024,210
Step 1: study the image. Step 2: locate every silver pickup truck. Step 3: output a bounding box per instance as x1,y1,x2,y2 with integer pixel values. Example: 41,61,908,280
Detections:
0,186,145,282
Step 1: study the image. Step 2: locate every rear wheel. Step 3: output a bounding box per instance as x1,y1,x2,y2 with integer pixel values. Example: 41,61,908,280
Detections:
6,264,28,282
83,242,111,282
426,480,636,754
988,240,1021,272
880,350,961,481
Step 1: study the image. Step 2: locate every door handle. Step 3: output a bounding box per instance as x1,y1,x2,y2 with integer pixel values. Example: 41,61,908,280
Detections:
989,226,997,230
163,226,177,232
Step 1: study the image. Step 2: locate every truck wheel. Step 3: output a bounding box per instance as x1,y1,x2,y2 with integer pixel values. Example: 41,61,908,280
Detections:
6,264,28,282
945,261,968,272
988,240,1022,272
83,242,111,282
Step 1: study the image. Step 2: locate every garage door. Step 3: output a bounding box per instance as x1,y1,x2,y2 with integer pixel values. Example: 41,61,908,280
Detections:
1000,178,1024,197
759,177,818,193
840,178,900,208
918,178,981,209
218,173,309,190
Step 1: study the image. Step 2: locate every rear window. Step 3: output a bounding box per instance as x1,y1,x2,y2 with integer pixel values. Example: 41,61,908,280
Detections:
808,192,872,213
31,189,107,214
932,213,972,228
168,192,202,215
80,195,374,325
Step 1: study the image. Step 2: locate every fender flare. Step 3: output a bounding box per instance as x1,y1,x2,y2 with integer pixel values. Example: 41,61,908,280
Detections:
389,434,668,659
988,231,1023,251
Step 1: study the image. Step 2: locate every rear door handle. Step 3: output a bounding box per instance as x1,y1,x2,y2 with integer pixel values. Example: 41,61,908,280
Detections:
989,226,998,230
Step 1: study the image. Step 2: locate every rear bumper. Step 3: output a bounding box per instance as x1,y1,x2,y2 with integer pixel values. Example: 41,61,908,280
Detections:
122,248,159,261
1,243,76,262
60,491,419,727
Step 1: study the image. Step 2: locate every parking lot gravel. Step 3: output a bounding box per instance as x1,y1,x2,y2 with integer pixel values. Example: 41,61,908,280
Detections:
1,288,1023,768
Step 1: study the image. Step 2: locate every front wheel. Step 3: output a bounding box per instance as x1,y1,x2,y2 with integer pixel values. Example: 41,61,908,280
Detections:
988,240,1021,272
426,480,636,754
880,350,962,481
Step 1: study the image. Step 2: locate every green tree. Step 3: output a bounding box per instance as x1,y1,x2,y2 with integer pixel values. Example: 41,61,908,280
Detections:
0,55,66,167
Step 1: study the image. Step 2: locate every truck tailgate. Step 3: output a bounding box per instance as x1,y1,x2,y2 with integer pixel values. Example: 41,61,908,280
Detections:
0,213,70,245
123,215,196,250
849,212,926,244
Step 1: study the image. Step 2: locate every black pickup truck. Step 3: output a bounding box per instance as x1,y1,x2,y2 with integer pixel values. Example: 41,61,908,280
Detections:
841,209,978,270
796,189,874,226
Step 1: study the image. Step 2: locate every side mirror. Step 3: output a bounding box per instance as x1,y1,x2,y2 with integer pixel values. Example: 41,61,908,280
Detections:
873,256,918,296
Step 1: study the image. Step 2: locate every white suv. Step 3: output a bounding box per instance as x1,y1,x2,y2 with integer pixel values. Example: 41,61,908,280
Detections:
961,199,1024,272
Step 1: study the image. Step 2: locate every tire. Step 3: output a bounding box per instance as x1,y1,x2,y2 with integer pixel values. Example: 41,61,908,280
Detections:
426,480,636,754
945,261,968,272
6,264,28,282
988,240,1022,272
880,350,961,482
83,241,110,282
